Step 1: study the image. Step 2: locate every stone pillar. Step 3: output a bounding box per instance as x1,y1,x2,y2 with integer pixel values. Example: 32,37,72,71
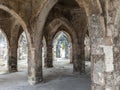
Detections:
91,44,115,90
21,24,43,85
70,46,72,63
79,41,85,73
8,36,18,72
56,44,60,58
28,44,43,85
73,42,82,72
65,42,69,59
113,40,120,90
73,40,85,73
45,39,53,67
104,46,115,90
88,15,107,90
8,24,20,72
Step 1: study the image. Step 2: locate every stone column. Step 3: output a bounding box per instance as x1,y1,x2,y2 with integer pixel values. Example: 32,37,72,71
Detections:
79,41,85,73
113,38,120,90
56,44,60,58
8,24,20,72
28,42,43,85
26,23,43,84
8,36,18,72
88,15,106,90
45,38,53,67
65,42,69,59
70,46,72,63
73,41,81,72
73,40,85,73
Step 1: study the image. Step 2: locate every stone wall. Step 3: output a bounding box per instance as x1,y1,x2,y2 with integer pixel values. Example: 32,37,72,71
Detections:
0,0,120,89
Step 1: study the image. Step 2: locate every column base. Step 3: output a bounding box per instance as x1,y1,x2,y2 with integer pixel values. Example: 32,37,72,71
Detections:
91,83,104,90
9,67,18,73
28,75,43,85
45,65,53,68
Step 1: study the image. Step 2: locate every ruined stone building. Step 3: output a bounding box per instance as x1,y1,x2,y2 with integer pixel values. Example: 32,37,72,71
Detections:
0,0,120,90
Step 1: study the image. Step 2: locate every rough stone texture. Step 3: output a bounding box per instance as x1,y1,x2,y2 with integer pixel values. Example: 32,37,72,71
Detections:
46,37,53,67
44,17,81,72
0,0,119,90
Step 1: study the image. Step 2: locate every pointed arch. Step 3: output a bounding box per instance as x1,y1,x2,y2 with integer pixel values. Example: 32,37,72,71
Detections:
45,17,80,71
53,31,72,62
0,4,34,84
0,4,32,50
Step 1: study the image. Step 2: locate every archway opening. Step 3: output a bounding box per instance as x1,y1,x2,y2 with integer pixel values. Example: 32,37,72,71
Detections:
0,5,31,74
42,36,47,67
0,29,8,74
0,7,34,87
18,32,28,71
41,0,91,88
84,34,91,75
43,30,73,82
53,31,72,65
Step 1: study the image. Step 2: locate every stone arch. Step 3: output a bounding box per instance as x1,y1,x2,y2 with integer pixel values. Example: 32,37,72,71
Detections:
0,4,32,50
0,4,34,85
31,0,88,75
53,30,72,50
52,30,72,63
45,17,80,72
31,0,58,22
32,0,104,37
32,0,107,88
32,0,87,39
114,5,120,37
49,18,78,43
31,0,89,74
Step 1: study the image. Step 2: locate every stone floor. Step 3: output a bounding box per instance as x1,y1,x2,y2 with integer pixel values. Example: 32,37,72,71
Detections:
0,59,91,90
